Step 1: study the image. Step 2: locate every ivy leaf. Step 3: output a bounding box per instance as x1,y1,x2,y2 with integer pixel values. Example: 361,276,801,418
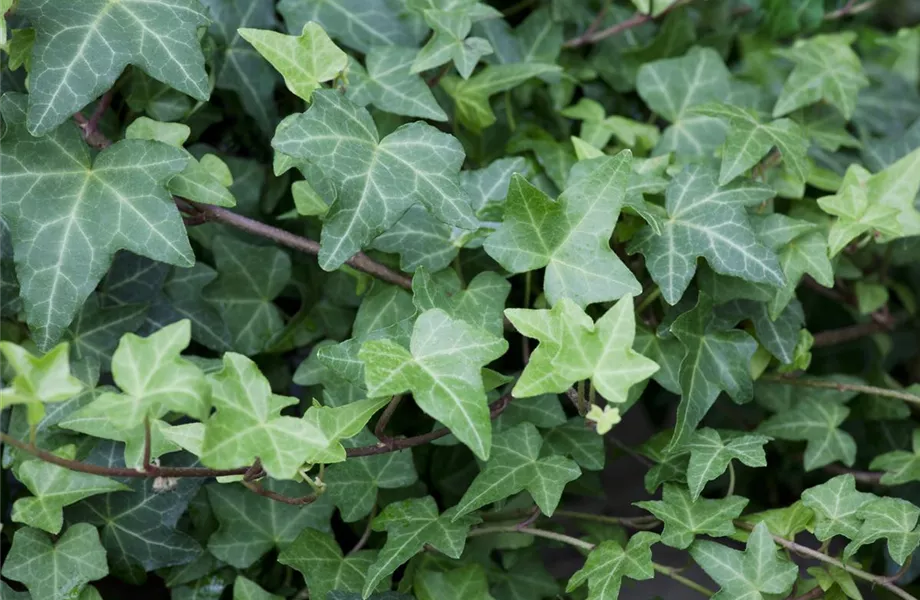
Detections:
801,474,875,541
566,532,659,600
773,33,869,119
416,564,493,600
234,576,282,600
299,396,393,464
203,236,291,355
359,309,508,460
845,498,920,565
636,47,731,156
240,23,347,102
691,103,809,185
685,429,771,500
562,98,661,150
411,10,495,79
0,524,108,600
506,295,659,403
690,522,798,600
758,398,856,471
0,93,192,350
364,496,479,597
636,484,748,549
453,422,581,518
870,429,920,485
278,528,381,600
272,90,476,270
17,0,209,135
200,0,280,133
667,292,758,451
628,164,783,305
818,147,920,255
412,267,510,337
542,417,606,472
0,341,83,424
485,152,642,308
347,46,448,121
441,63,561,131
207,482,334,568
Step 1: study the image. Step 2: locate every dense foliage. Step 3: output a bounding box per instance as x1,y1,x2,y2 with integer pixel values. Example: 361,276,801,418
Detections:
1,0,920,599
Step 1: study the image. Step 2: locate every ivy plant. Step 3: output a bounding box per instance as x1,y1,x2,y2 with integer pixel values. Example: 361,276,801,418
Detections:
1,1,920,599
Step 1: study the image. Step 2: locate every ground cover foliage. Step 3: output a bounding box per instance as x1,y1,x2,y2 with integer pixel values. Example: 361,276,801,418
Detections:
1,0,920,598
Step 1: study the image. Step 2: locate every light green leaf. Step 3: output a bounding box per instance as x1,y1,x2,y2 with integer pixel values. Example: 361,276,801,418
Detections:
233,576,283,600
348,46,448,121
506,295,658,402
441,62,561,131
278,528,381,600
203,236,291,355
0,524,108,600
801,475,877,542
758,398,856,471
846,497,920,565
412,267,510,337
585,404,621,435
685,429,770,500
125,117,191,147
773,33,869,119
485,152,642,308
453,422,581,518
870,428,920,485
562,98,660,150
0,93,192,350
299,395,392,464
636,484,748,549
411,10,493,79
272,90,476,270
359,309,508,460
690,522,798,600
691,103,809,185
636,47,731,156
806,565,862,600
566,532,659,600
364,496,479,597
18,0,209,135
0,341,83,424
416,564,493,600
737,501,815,541
630,164,783,305
239,22,347,102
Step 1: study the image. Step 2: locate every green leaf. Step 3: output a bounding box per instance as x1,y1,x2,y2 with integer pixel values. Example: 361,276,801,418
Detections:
278,528,381,600
412,267,510,337
562,98,660,150
636,483,748,549
17,0,209,135
690,522,798,600
773,33,869,119
870,428,920,485
691,103,809,185
233,576,283,600
453,422,581,517
818,147,920,255
758,397,856,471
272,90,476,270
506,295,658,403
416,563,493,600
299,395,393,464
441,62,561,131
636,47,731,156
203,236,291,355
0,524,108,600
628,164,783,305
359,309,508,460
0,341,83,424
566,532,659,600
207,482,334,568
542,417,606,471
685,429,770,500
801,474,876,541
667,292,758,451
485,152,642,308
239,23,347,102
347,46,448,121
0,93,192,349
364,496,479,597
845,497,920,565
411,11,494,79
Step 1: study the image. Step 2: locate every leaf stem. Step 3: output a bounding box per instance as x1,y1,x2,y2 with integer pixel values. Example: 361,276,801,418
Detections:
653,563,715,597
347,503,378,556
725,461,736,498
577,380,587,415
824,0,876,19
761,375,920,407
635,286,661,314
142,416,153,473
374,395,403,442
241,480,317,506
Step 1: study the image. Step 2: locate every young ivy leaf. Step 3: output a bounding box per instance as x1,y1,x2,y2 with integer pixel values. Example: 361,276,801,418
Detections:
347,46,449,121
485,152,642,308
239,23,347,102
690,522,798,600
410,8,496,79
17,0,210,135
0,524,108,600
636,484,749,549
359,309,508,461
801,474,877,542
628,163,783,305
684,429,771,500
272,90,476,270
757,398,856,471
453,422,581,518
278,528,382,600
772,33,869,120
870,428,920,485
412,267,511,337
566,532,659,600
364,496,479,598
415,564,493,600
0,341,83,425
92,320,209,431
505,295,659,403
0,93,193,350
845,497,920,565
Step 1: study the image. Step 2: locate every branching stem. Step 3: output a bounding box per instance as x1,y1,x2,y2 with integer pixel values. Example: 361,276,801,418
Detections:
761,375,920,407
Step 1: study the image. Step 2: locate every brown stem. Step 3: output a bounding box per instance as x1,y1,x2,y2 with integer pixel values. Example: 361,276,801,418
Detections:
822,463,883,484
374,395,403,442
142,417,153,473
563,0,691,48
824,0,875,19
75,90,114,150
812,313,908,347
242,480,317,506
347,503,377,556
786,587,824,600
761,375,920,406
